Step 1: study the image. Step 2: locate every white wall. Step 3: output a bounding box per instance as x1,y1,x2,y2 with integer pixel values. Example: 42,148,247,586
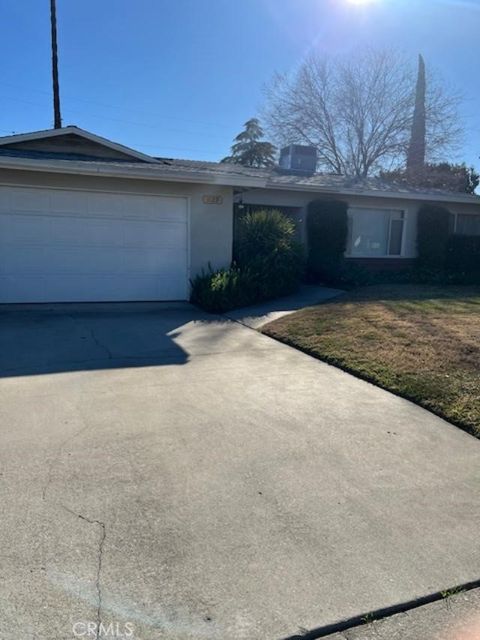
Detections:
239,188,480,258
0,169,234,279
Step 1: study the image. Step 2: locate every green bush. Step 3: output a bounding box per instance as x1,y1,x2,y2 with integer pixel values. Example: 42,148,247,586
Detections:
235,209,297,265
191,210,304,312
307,199,348,282
417,204,451,270
190,265,257,313
446,235,480,284
236,210,304,298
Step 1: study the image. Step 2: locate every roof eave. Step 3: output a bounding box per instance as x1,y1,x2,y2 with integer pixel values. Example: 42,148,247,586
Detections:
0,126,160,164
0,156,267,189
265,180,480,205
0,156,477,203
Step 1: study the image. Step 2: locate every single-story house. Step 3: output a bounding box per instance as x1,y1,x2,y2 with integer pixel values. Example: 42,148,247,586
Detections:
0,126,478,303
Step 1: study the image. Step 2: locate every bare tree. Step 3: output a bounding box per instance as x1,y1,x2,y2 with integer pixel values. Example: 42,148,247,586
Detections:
264,50,462,177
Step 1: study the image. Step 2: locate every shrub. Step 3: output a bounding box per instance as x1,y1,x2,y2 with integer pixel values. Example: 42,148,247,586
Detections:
192,210,304,312
417,204,451,270
235,210,304,298
190,265,258,313
446,235,480,284
235,209,298,265
307,199,348,282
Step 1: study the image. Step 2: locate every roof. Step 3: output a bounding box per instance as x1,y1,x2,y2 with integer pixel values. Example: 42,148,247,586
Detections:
0,126,158,164
0,127,478,205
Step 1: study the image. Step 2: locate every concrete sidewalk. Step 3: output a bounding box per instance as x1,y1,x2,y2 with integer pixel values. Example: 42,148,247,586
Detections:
225,284,344,328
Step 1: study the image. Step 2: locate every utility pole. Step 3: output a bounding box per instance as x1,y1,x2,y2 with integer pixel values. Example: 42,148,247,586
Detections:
50,0,62,129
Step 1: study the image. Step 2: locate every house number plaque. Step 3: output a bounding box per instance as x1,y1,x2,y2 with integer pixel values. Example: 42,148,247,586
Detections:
202,195,224,205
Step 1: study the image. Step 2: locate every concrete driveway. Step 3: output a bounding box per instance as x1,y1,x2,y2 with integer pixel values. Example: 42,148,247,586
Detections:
0,304,479,640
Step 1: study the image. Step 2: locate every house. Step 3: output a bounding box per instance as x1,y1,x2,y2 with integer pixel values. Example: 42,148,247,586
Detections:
0,127,478,303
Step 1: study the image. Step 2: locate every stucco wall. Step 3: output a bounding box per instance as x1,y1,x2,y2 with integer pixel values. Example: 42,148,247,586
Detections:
239,188,480,258
0,169,234,279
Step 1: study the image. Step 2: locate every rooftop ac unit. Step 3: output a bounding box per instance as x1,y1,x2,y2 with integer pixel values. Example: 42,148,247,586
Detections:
279,145,317,175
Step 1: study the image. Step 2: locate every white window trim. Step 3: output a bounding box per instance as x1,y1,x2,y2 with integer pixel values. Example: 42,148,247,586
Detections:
452,212,480,235
346,206,407,259
452,212,459,233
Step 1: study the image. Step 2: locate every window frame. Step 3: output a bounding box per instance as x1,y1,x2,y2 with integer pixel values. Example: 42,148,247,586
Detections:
346,206,407,258
451,212,480,236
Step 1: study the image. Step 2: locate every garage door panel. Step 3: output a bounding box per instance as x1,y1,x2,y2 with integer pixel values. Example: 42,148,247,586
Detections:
128,195,188,221
122,248,187,273
44,247,128,275
0,274,188,303
50,190,86,215
0,214,50,245
123,221,186,248
1,245,187,276
0,276,47,302
49,217,126,247
0,247,46,274
0,187,12,213
87,192,128,216
1,246,128,275
0,187,189,302
9,188,51,213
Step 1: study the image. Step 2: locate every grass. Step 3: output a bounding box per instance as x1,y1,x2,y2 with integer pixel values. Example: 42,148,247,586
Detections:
262,285,480,438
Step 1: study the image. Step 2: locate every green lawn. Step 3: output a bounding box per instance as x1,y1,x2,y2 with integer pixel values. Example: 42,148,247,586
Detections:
262,285,480,438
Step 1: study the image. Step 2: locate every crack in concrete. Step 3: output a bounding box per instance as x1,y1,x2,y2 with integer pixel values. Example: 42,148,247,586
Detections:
62,506,106,640
64,313,113,360
87,327,113,361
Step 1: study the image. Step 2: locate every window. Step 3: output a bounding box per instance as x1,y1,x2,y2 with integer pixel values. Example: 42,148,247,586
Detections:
455,214,480,236
347,208,405,257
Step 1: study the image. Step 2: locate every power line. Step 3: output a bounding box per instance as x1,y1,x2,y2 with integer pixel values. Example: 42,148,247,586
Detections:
0,92,233,139
0,95,234,140
0,81,238,132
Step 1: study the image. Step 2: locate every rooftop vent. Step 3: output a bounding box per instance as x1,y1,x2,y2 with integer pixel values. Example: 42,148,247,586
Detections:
279,144,317,175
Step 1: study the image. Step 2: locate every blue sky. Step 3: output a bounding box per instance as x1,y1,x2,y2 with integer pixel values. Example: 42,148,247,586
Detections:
0,0,478,170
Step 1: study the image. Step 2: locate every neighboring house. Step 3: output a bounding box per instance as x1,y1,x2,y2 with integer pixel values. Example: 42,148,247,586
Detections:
0,128,478,303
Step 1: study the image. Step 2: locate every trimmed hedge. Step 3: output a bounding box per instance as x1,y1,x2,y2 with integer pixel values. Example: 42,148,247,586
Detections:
445,235,480,283
307,199,348,282
417,204,451,270
191,210,304,313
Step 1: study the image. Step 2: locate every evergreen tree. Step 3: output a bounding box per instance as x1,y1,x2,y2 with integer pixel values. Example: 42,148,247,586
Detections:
407,54,426,171
222,119,276,167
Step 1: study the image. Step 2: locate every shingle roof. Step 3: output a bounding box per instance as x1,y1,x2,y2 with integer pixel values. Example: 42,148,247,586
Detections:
157,157,480,200
0,146,478,203
155,157,273,178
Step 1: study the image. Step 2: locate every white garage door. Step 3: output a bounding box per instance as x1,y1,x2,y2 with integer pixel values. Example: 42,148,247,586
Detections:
0,186,189,302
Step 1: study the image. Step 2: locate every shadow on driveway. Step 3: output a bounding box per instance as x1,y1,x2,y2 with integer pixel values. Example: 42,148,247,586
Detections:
0,302,207,377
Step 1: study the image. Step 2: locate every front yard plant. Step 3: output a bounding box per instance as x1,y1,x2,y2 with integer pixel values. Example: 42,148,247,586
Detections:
262,285,480,437
191,210,304,312
306,199,348,283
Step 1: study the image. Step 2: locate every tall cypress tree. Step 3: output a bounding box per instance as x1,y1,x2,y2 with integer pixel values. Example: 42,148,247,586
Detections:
406,54,426,172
